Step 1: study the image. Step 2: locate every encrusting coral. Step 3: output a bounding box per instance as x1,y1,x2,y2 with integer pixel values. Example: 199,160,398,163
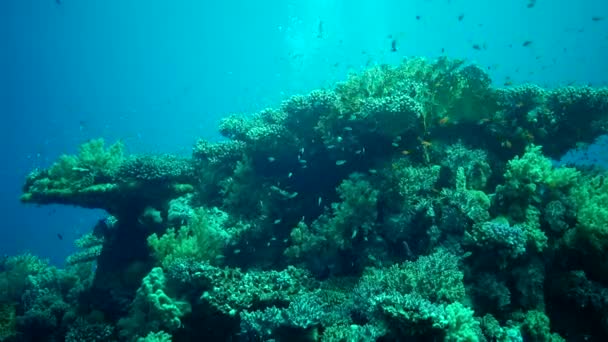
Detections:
9,57,608,341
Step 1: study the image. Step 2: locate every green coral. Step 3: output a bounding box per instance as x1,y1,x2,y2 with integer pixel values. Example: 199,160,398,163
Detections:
466,217,527,259
66,233,104,265
377,293,482,341
21,139,124,206
569,174,608,252
334,57,496,127
13,56,608,341
0,303,16,341
500,145,579,201
147,207,237,267
357,249,465,305
37,139,121,190
442,167,491,224
394,162,441,212
443,143,492,190
239,293,328,339
65,318,114,342
465,209,548,265
0,253,49,303
21,139,194,215
493,85,608,158
355,92,424,138
520,310,565,342
50,138,124,185
442,302,483,342
0,254,92,342
137,331,172,342
283,89,341,137
520,206,548,252
493,145,578,253
320,323,386,342
285,173,379,271
480,314,523,342
546,87,608,145
118,267,191,341
218,158,267,218
325,173,379,249
218,107,297,154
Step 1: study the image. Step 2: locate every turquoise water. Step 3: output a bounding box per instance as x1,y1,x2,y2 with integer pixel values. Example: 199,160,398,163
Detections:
2,1,608,341
3,0,607,263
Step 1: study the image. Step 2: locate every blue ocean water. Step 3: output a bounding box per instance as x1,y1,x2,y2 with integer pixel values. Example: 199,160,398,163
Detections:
2,0,607,265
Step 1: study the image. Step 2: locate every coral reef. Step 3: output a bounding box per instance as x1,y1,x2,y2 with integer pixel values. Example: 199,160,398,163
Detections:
7,57,608,341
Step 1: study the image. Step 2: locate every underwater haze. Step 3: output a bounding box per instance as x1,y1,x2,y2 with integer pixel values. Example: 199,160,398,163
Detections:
2,0,608,341
3,0,608,264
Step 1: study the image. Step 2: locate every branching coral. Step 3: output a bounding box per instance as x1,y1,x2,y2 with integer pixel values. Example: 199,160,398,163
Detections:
394,161,441,211
285,173,380,274
466,217,528,259
66,233,104,266
162,259,314,316
14,56,608,341
443,143,492,190
354,249,466,307
375,293,483,341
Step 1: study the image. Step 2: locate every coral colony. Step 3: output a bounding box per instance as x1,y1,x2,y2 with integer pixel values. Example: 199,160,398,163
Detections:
3,57,608,341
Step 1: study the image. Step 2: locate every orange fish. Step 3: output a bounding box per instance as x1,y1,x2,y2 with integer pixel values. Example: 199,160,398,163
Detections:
438,116,450,125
